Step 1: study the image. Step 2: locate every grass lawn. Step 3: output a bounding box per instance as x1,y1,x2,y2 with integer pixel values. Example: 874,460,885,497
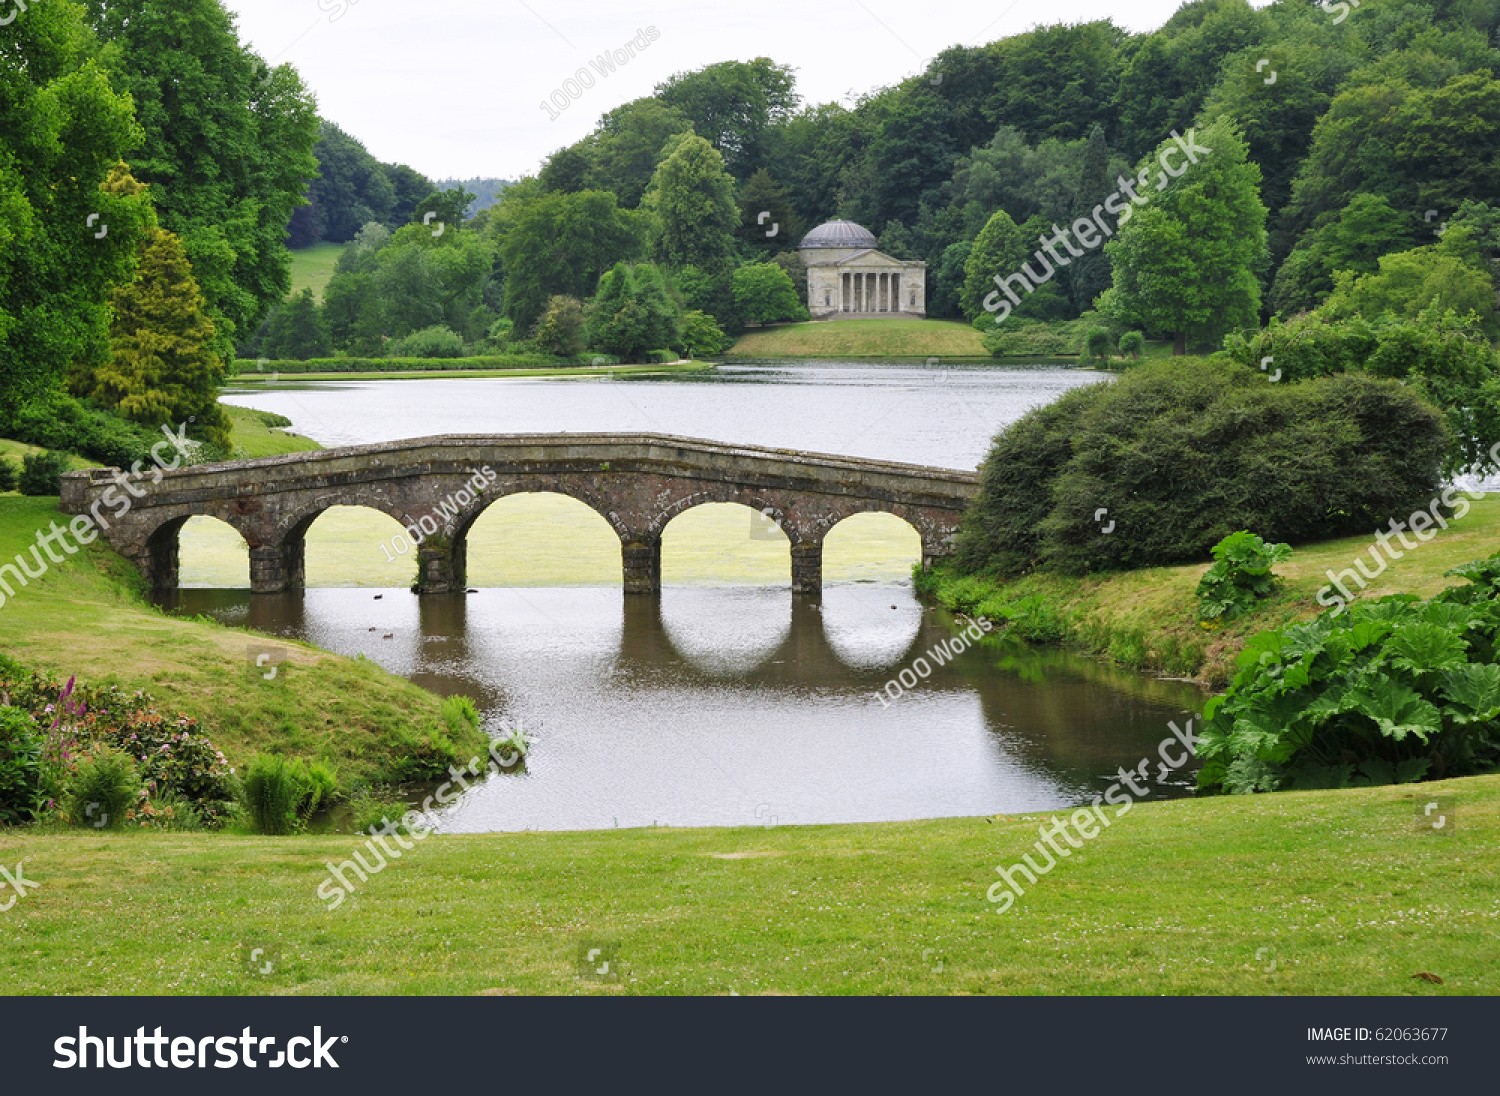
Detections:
0,439,100,470
726,317,989,359
0,498,484,788
927,496,1500,686
0,774,1493,994
225,404,323,459
287,243,343,302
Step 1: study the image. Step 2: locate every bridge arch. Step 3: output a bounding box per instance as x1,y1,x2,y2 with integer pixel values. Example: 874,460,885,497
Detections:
660,500,792,587
823,509,924,585
457,490,623,587
59,434,978,596
138,509,259,590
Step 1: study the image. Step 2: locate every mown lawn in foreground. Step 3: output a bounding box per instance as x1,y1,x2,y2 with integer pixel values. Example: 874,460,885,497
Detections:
1,774,1494,995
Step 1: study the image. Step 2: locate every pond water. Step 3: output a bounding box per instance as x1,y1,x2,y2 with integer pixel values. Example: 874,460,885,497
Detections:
163,360,1205,831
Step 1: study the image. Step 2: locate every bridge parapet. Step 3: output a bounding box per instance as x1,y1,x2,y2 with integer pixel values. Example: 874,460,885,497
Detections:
59,433,979,594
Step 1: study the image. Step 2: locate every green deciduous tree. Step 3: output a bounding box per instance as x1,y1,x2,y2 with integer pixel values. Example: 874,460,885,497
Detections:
1320,229,1497,331
1271,194,1423,316
656,59,798,179
498,190,646,328
84,0,319,361
738,169,804,257
0,4,153,416
731,264,807,325
261,289,332,361
1099,119,1268,354
678,310,730,357
643,135,739,271
533,295,586,358
585,263,681,361
960,211,1027,322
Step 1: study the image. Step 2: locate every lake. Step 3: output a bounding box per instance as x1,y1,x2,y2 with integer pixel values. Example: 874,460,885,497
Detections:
164,360,1205,831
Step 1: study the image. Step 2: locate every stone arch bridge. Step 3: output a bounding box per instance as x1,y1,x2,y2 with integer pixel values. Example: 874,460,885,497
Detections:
59,434,979,595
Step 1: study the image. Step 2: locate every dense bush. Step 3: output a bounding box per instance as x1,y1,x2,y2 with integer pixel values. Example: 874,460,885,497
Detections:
3,390,161,468
1199,551,1500,794
1225,308,1500,475
0,457,16,492
0,663,237,825
981,318,1081,358
956,358,1450,576
1196,531,1292,622
64,748,142,830
240,755,337,834
387,324,465,358
0,707,45,824
1083,327,1113,363
677,309,731,357
1117,331,1145,359
19,451,67,496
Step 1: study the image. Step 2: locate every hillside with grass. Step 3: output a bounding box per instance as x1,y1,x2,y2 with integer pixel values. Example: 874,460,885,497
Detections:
0,497,483,790
286,242,343,302
725,318,989,358
923,497,1500,687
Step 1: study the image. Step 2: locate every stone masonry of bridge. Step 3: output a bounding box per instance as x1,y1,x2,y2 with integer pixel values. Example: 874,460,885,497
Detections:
58,434,979,596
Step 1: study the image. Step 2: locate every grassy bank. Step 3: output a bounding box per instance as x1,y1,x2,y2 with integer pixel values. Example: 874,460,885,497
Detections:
229,361,714,383
0,497,484,789
923,496,1500,687
0,773,1493,994
726,318,989,358
225,405,322,458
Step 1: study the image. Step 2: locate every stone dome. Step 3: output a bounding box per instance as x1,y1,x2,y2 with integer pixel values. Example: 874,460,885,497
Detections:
798,219,879,250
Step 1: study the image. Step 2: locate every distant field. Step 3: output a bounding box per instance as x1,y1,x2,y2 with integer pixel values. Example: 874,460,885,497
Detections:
726,317,989,358
287,242,343,301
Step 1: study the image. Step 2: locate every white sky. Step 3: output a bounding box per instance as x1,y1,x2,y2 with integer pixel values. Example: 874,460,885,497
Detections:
222,0,1257,181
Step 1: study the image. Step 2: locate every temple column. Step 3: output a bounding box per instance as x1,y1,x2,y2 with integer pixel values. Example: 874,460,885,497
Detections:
842,272,849,312
892,273,902,313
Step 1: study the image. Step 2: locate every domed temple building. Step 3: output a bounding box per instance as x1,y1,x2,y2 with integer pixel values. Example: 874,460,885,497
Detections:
797,220,927,320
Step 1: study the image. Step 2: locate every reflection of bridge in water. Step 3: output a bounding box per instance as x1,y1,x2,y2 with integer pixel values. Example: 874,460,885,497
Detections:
162,585,1203,801
62,434,978,596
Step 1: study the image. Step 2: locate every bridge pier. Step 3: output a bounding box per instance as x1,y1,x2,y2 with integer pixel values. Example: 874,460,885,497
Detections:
790,541,823,595
415,539,465,594
249,540,304,594
622,538,662,594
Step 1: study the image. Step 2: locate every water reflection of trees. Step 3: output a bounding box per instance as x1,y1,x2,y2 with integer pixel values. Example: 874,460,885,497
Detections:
159,586,1205,802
